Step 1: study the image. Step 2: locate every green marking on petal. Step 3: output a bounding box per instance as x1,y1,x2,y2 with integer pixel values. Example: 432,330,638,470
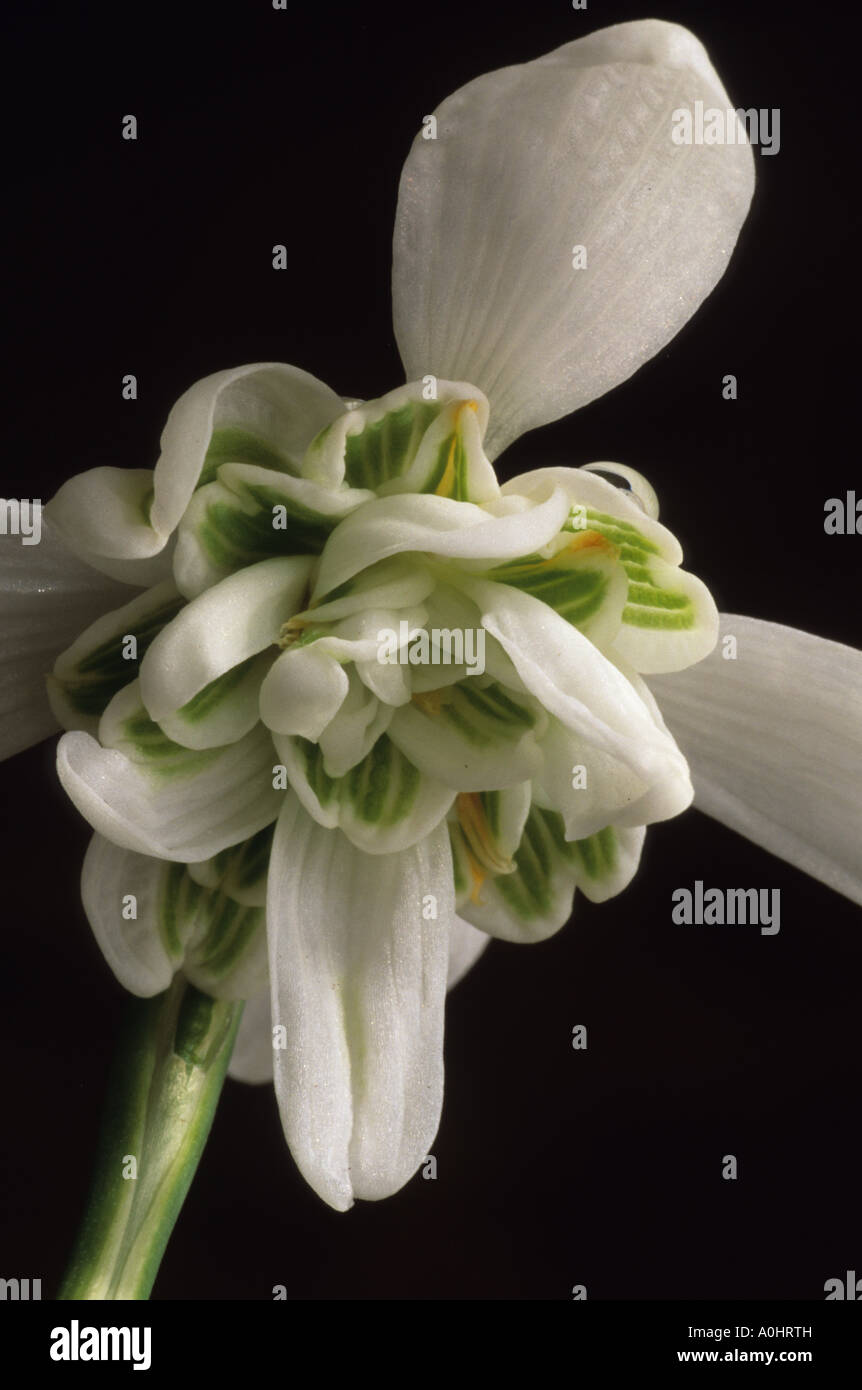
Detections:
362,736,392,822
572,510,661,553
421,413,471,500
196,906,264,981
298,738,337,808
495,813,553,918
449,823,472,901
485,530,622,636
53,594,186,723
303,383,496,502
342,400,439,490
199,427,292,488
296,733,423,827
200,489,332,569
494,810,623,921
387,747,421,825
158,863,205,962
230,824,275,892
480,789,501,840
582,509,697,634
174,653,264,726
159,864,185,961
443,680,537,745
622,586,695,628
119,709,222,779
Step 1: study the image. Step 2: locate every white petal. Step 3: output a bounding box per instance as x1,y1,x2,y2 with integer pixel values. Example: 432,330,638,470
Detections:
355,655,412,708
458,575,691,796
292,556,436,628
504,465,718,672
140,556,312,748
153,363,345,533
46,364,345,578
267,793,452,1210
183,895,268,1001
260,646,352,740
393,20,754,458
301,378,496,502
228,991,274,1085
57,683,281,861
311,485,571,600
49,579,184,737
80,834,180,996
48,466,154,561
387,678,547,792
503,466,682,564
0,519,133,760
447,915,490,988
260,601,427,738
650,615,862,906
187,824,274,907
272,730,454,855
81,832,269,1000
317,669,394,777
461,812,645,942
536,715,684,839
45,469,177,586
173,463,372,599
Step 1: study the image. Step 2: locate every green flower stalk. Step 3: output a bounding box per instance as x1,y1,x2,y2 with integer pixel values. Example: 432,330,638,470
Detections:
59,981,241,1300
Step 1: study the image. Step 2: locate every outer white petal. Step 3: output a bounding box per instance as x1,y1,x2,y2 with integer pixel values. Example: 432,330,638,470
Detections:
393,20,755,458
267,793,452,1211
650,615,862,906
46,364,345,578
228,917,483,1089
0,519,132,760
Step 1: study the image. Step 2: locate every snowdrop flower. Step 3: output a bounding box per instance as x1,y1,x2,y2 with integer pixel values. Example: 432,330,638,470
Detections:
3,21,859,1222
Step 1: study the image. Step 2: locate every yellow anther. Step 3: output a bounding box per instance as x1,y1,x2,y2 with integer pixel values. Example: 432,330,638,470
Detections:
411,687,452,716
456,792,515,877
565,528,617,556
465,848,487,905
277,616,308,650
434,400,478,498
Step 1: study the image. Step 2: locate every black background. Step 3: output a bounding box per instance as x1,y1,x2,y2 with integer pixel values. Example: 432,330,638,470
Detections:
1,0,859,1301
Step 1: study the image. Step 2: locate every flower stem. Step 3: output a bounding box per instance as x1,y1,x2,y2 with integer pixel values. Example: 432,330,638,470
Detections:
58,977,243,1300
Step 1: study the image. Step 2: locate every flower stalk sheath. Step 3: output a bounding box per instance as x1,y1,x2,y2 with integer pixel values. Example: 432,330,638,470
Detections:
59,979,242,1300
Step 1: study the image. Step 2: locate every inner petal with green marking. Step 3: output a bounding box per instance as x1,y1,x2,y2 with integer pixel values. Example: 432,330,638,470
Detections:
300,379,498,503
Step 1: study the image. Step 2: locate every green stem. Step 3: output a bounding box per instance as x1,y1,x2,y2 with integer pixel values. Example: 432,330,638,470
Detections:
58,977,243,1300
